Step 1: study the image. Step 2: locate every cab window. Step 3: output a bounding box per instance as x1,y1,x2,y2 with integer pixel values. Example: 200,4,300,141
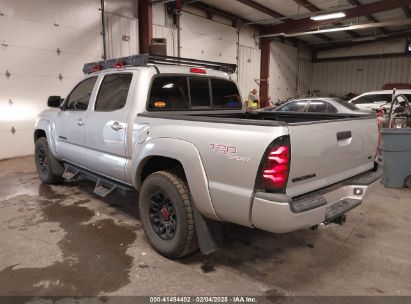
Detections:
148,76,189,110
95,74,133,111
189,77,210,108
147,75,241,111
211,78,242,108
65,77,98,110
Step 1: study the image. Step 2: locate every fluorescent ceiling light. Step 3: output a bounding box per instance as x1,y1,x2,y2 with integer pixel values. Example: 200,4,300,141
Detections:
310,12,346,21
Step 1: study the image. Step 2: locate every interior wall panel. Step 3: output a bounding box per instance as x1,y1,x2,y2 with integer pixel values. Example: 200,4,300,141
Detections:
238,45,261,101
317,38,407,60
269,41,298,102
105,13,138,59
152,24,178,57
312,57,411,97
297,47,313,97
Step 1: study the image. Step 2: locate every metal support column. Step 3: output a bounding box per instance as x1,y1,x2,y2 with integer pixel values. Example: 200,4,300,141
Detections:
138,0,153,54
100,0,107,60
259,37,270,108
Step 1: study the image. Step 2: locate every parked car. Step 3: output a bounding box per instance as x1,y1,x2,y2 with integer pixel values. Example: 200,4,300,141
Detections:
34,54,382,259
264,97,366,114
349,90,411,111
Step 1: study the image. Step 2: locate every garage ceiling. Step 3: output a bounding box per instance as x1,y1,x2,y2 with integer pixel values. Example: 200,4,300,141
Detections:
186,0,411,49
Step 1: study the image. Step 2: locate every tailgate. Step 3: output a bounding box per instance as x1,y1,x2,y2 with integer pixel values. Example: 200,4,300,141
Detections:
286,117,378,197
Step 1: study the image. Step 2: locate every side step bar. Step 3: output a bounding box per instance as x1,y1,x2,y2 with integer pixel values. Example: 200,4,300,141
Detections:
62,166,80,180
62,163,133,198
94,179,117,197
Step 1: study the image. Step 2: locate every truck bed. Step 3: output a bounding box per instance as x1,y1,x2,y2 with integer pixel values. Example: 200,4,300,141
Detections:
137,110,378,226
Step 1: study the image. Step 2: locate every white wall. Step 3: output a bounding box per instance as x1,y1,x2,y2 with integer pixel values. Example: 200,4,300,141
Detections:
311,38,411,96
317,38,406,60
104,0,139,59
297,46,313,97
152,3,178,57
0,0,104,159
312,56,411,96
269,41,298,102
170,10,261,100
180,12,237,64
0,0,139,159
237,27,261,99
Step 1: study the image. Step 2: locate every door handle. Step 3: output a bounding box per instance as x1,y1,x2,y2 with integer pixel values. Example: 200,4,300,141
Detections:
337,131,352,141
111,121,123,131
76,119,85,126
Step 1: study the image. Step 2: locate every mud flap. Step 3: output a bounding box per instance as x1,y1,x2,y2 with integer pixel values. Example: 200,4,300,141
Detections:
192,206,223,255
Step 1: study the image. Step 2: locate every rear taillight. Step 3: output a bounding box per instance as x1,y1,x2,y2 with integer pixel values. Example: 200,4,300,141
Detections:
256,136,290,191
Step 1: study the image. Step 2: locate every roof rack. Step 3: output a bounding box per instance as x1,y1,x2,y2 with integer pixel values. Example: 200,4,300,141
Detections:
83,54,237,75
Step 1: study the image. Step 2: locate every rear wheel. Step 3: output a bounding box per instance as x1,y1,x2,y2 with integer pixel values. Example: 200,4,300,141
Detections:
405,176,411,189
34,137,63,184
139,170,197,259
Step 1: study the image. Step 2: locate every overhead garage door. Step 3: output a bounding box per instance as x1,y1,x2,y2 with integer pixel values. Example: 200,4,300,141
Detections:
0,0,103,159
180,12,237,65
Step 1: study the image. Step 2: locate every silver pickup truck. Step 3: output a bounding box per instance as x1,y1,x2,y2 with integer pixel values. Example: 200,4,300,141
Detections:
34,55,382,259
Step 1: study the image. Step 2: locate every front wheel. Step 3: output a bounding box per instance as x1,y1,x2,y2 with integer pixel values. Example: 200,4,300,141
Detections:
139,170,197,259
34,137,63,184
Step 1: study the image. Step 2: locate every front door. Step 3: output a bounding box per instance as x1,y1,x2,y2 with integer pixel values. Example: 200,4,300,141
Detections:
55,76,98,167
84,72,134,182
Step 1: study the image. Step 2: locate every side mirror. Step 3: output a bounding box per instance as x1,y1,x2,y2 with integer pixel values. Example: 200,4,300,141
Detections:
47,96,63,108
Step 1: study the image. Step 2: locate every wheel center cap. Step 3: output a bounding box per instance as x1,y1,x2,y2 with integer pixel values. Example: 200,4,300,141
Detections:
161,207,171,220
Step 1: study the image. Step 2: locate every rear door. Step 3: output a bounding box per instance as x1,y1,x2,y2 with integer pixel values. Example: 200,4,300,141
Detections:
286,116,378,197
55,76,98,167
84,72,134,182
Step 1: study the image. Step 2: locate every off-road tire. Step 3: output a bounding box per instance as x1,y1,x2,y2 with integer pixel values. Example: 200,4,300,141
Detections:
139,170,198,259
34,137,63,184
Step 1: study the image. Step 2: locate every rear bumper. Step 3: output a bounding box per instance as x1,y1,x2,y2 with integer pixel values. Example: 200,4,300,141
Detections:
251,166,382,233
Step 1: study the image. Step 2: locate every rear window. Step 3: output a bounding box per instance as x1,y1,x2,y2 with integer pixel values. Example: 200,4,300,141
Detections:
277,100,308,112
211,78,242,108
148,76,189,110
333,98,359,111
189,77,210,108
148,75,241,111
307,100,336,113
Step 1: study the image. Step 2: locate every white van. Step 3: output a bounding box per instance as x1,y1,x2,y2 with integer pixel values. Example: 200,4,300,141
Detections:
349,90,411,111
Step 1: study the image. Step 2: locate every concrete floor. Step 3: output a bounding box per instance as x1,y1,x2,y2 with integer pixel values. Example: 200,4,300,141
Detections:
0,156,411,298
